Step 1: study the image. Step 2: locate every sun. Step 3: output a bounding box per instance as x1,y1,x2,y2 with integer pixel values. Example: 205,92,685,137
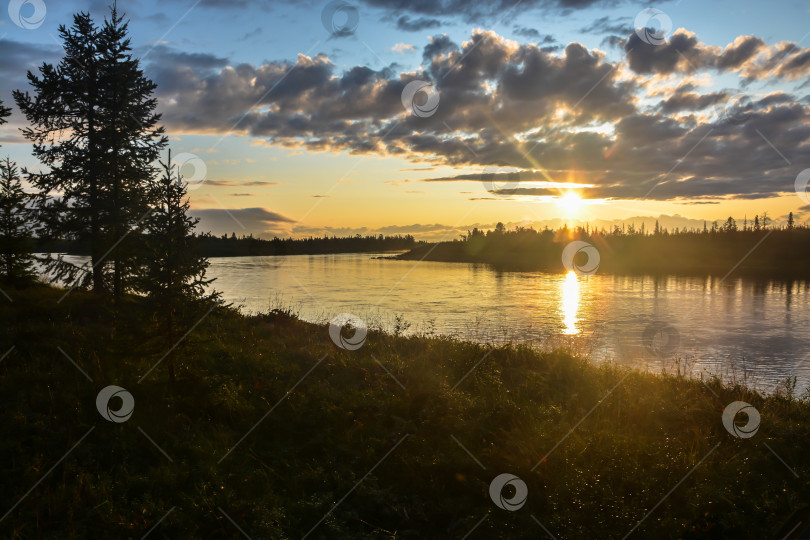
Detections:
557,192,583,214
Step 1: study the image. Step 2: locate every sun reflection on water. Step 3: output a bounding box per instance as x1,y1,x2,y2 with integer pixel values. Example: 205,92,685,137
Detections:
561,270,581,335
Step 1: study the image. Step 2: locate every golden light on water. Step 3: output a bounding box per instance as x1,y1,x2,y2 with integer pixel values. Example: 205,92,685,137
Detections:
561,270,581,335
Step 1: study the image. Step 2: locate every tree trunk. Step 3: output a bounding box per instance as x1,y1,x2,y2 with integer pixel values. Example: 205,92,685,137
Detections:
88,72,105,294
167,309,176,385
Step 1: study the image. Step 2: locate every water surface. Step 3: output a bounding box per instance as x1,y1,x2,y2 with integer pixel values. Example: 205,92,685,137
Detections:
205,253,810,392
49,253,810,392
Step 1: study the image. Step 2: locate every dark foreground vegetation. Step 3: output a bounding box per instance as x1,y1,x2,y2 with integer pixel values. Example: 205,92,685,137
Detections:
396,221,810,278
2,5,810,539
1,283,809,539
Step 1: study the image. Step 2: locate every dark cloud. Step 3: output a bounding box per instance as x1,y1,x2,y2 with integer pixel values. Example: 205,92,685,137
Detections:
377,223,452,233
513,26,541,38
204,179,281,187
625,30,706,74
580,16,631,36
169,0,670,22
157,24,806,200
292,225,369,236
716,36,765,70
422,34,457,62
357,0,655,21
0,40,61,94
191,207,294,236
396,16,442,32
8,23,797,204
658,90,727,114
624,30,810,81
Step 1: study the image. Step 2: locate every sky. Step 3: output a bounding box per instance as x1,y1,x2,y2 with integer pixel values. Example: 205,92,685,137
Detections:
1,0,809,240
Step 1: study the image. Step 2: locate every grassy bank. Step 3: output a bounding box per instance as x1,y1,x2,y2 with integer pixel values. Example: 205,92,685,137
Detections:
1,284,809,539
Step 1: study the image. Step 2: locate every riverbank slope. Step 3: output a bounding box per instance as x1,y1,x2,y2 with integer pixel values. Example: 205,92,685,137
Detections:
1,284,808,538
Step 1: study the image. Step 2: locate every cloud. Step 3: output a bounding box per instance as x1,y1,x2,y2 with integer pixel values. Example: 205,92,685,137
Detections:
0,40,61,101
169,0,671,20
359,0,666,22
396,16,442,32
204,179,281,187
292,225,369,236
392,43,416,54
624,30,810,81
241,27,262,41
512,26,541,38
580,16,631,36
133,28,809,202
658,89,727,114
191,207,294,237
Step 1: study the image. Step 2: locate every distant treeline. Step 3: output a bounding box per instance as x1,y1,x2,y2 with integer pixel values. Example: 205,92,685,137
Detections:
395,216,810,278
196,232,419,257
40,232,421,257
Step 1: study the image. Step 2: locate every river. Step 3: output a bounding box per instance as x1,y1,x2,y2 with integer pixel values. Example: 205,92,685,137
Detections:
48,253,810,392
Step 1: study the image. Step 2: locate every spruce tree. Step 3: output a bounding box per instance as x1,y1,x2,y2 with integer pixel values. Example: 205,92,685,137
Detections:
13,5,165,295
97,5,167,296
0,104,34,285
0,158,35,284
140,151,221,382
0,99,9,124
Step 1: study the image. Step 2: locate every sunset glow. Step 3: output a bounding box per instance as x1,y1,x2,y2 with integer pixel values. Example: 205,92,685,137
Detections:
0,1,806,240
557,192,584,215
